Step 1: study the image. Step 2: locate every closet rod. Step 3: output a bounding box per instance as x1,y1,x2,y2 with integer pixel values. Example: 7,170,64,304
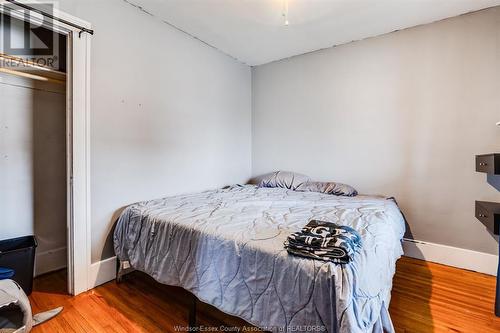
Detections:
0,53,66,84
4,0,94,36
0,67,65,85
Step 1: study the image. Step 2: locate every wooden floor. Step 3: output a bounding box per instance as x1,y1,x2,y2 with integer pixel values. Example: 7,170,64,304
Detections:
28,257,500,333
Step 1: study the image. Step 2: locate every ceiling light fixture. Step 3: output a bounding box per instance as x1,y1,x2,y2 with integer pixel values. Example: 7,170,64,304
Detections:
282,0,289,26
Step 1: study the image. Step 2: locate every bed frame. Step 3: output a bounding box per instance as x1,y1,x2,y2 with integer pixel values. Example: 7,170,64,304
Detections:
116,258,198,328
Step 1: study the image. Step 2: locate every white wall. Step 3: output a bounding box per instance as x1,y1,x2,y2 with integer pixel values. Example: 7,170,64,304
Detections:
0,76,37,240
252,7,500,255
57,0,252,262
0,75,67,275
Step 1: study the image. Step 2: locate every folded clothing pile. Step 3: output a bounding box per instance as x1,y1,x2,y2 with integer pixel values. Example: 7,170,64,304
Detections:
284,220,362,264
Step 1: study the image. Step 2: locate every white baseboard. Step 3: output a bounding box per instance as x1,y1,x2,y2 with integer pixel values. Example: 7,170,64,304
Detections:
403,238,498,276
89,256,117,288
35,247,67,276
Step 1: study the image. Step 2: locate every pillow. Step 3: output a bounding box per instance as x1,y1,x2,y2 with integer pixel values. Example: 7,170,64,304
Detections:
296,181,358,197
257,171,310,190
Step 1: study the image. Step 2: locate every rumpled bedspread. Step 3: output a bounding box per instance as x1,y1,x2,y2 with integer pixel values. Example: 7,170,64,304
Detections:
114,185,405,333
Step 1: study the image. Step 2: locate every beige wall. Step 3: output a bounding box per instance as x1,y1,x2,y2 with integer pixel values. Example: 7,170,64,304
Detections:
252,7,500,254
57,0,252,262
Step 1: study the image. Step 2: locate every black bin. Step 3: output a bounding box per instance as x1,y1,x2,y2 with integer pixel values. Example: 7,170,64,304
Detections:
0,236,37,295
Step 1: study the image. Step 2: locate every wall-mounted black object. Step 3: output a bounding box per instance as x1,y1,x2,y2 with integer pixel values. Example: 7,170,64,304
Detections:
475,154,500,317
0,236,37,295
475,201,500,235
476,154,500,174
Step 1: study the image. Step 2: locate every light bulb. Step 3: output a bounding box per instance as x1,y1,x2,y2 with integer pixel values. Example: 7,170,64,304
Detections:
282,0,289,26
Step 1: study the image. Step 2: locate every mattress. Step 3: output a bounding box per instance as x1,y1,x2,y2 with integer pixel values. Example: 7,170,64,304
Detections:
113,185,405,333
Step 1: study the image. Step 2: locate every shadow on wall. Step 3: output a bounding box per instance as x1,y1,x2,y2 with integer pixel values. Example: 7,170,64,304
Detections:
90,207,128,287
486,175,500,245
100,206,129,261
487,174,500,192
32,81,67,276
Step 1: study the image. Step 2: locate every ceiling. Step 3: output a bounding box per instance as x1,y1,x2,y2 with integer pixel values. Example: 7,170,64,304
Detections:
129,0,500,66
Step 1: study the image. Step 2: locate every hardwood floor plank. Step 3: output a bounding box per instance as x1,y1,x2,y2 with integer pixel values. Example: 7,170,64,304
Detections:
27,257,500,332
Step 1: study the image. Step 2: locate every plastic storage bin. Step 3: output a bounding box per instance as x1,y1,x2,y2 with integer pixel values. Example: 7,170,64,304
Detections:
0,236,37,295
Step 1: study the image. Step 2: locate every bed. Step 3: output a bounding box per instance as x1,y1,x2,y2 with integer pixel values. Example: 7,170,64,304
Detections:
113,184,405,333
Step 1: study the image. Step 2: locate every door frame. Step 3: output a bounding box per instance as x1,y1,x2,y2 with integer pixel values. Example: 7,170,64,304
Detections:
0,1,92,295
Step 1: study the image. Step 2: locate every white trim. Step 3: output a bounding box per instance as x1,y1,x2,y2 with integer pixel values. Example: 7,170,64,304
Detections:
68,29,91,295
35,247,67,276
89,256,117,288
403,238,498,276
0,2,92,295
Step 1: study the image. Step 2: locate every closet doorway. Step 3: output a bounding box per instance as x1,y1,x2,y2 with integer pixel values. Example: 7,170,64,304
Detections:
0,2,91,295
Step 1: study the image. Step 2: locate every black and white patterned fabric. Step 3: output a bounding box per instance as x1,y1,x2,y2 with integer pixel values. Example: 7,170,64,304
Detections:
285,220,362,264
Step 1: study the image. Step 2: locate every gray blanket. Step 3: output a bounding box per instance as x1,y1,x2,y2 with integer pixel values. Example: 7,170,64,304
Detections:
113,185,405,333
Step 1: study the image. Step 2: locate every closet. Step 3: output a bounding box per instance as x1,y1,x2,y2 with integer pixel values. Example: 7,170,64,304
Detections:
0,16,68,283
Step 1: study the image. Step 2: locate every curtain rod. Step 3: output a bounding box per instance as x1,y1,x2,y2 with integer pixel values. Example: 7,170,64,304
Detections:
4,0,94,36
